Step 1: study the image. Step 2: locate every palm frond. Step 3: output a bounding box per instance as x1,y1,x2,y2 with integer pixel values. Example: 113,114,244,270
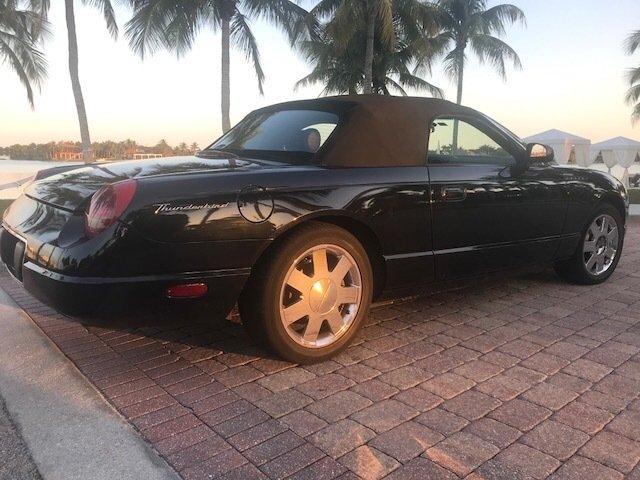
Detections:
81,0,118,38
469,33,522,80
624,30,640,55
476,4,525,36
626,66,640,87
242,0,308,42
231,10,265,94
625,81,640,105
376,0,395,48
0,0,48,107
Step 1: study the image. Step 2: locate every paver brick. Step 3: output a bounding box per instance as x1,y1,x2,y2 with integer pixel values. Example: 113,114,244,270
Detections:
476,374,530,401
415,408,469,435
244,430,305,466
338,445,400,480
308,419,375,458
521,382,579,410
493,443,561,479
553,401,614,434
349,379,399,401
369,421,443,462
280,410,328,437
296,374,354,399
549,455,624,480
259,443,325,479
579,430,640,473
306,390,372,422
392,387,443,411
463,417,521,449
350,399,418,433
378,366,432,390
489,398,552,431
442,389,501,420
425,431,500,476
384,457,458,480
521,420,590,461
420,372,475,399
255,388,313,418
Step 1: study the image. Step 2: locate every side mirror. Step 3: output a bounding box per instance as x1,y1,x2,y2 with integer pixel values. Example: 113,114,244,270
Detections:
526,143,554,164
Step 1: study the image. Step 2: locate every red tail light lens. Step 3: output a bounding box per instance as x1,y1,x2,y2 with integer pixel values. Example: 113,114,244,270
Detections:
166,283,209,299
85,179,137,237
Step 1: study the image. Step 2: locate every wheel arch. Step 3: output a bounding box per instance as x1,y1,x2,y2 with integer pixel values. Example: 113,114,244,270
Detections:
250,213,387,299
601,192,627,225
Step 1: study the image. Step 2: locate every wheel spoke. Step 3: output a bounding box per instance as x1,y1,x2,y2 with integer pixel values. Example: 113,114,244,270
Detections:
606,227,618,243
313,249,329,277
303,315,322,342
583,240,596,253
596,255,605,272
325,310,344,334
586,254,597,271
283,300,309,325
338,286,359,304
605,246,616,260
598,217,606,234
287,268,313,293
331,256,352,283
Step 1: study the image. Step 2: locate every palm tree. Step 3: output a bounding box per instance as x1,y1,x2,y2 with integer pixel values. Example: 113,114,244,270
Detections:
297,19,443,97
59,0,118,162
0,0,48,107
435,0,525,105
304,0,441,95
624,30,640,123
309,0,394,94
126,1,307,134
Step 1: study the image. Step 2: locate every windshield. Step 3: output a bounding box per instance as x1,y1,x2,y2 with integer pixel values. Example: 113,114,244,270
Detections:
204,109,339,162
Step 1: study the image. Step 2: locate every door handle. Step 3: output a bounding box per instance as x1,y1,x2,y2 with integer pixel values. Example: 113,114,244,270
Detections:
441,187,467,202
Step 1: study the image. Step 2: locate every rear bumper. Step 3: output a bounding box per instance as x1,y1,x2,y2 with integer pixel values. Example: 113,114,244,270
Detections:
2,242,249,317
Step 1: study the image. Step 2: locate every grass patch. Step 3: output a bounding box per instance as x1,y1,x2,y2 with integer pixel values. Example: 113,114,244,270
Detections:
0,199,13,217
630,189,640,204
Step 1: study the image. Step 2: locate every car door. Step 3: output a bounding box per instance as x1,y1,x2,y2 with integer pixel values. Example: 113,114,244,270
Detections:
426,115,566,280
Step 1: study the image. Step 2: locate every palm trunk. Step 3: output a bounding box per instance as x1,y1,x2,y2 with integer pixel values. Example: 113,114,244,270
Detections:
363,2,376,94
64,0,93,163
221,15,231,133
455,50,464,105
452,50,464,152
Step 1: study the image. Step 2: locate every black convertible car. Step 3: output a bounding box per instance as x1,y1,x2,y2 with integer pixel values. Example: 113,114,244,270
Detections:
1,96,628,362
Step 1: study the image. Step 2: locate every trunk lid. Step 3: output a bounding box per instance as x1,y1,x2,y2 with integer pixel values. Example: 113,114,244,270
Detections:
24,155,261,211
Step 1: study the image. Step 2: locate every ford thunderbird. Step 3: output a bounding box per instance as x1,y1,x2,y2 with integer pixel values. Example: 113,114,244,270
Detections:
0,96,628,362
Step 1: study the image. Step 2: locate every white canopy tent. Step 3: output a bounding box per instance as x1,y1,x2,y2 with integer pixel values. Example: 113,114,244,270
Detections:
524,129,592,166
591,137,640,187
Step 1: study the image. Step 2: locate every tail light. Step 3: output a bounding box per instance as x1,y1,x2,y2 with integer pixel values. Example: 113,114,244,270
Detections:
85,179,137,237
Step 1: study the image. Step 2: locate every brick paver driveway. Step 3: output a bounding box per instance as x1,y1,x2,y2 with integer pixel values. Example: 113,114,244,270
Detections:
2,219,639,480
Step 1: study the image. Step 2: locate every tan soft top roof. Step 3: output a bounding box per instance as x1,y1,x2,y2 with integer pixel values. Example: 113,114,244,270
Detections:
255,95,475,167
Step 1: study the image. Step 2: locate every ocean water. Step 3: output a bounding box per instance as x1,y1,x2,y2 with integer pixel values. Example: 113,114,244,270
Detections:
0,160,82,199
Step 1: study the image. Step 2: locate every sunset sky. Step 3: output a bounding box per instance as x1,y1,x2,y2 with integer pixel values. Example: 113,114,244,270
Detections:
1,0,638,147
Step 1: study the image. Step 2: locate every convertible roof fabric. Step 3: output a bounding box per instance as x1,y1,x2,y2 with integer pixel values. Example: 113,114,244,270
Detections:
257,95,471,168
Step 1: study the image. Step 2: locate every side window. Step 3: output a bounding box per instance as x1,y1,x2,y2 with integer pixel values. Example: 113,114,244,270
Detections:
427,118,515,165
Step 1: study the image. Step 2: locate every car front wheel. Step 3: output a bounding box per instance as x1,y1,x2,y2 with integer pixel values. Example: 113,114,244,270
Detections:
240,222,373,363
554,204,624,285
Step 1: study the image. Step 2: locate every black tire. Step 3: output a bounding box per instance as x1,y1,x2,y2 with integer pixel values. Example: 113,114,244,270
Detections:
554,204,624,285
239,222,373,364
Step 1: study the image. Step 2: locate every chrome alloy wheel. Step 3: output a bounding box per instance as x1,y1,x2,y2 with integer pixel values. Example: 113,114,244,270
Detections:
583,214,619,276
279,244,362,348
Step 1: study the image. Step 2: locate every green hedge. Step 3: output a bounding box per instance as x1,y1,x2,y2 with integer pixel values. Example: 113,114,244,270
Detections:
630,189,640,204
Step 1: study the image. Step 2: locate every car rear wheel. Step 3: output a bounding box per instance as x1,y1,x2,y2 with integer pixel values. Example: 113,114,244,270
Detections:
554,204,624,285
239,222,373,364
